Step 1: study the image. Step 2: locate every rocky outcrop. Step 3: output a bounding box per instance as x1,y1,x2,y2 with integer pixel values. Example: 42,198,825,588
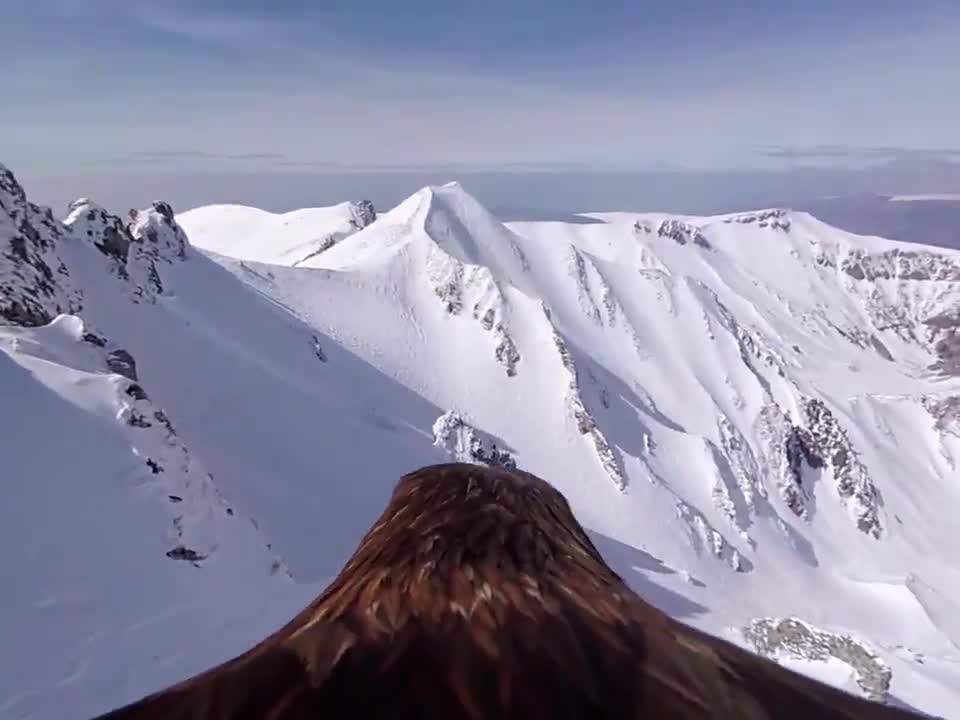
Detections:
568,246,603,325
743,618,892,703
65,198,132,264
841,247,960,284
754,397,883,537
783,424,820,516
924,395,960,437
821,241,960,376
0,164,81,326
709,293,786,398
125,202,189,301
543,303,626,492
709,415,767,545
755,404,813,518
676,499,749,572
432,411,517,469
634,218,712,248
923,311,960,376
348,200,377,229
426,243,521,376
106,348,139,381
723,209,791,232
656,219,711,248
801,398,883,537
62,197,190,304
287,201,378,265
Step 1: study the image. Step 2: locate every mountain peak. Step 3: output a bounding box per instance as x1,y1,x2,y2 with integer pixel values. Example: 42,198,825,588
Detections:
129,201,188,258
65,197,133,263
1,165,82,326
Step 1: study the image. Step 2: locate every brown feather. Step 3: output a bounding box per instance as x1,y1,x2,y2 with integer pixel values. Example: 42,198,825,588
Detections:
93,463,924,719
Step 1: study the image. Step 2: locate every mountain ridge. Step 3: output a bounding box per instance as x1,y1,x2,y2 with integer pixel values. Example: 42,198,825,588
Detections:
2,163,960,717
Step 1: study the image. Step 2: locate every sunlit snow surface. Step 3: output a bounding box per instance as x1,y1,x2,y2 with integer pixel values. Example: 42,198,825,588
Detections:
3,174,960,718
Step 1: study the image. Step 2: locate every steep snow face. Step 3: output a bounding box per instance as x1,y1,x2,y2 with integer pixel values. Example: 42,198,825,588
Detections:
0,316,309,720
177,200,376,266
4,161,960,718
0,166,439,719
205,183,960,717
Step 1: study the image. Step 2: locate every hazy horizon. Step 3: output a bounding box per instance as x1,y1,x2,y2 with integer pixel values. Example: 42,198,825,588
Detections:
5,1,960,214
11,158,960,221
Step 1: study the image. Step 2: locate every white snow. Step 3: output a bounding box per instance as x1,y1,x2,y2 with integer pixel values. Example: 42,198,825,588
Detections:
177,202,371,266
3,168,960,718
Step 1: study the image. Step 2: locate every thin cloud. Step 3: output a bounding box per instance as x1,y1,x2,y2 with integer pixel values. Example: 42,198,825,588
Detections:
129,151,220,160
225,153,288,161
126,2,296,44
125,151,289,163
760,145,960,162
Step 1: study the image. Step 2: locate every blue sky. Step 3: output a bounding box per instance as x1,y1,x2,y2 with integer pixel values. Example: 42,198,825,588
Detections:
3,1,959,210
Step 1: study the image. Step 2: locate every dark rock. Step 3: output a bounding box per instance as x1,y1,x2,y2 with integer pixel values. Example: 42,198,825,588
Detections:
1,164,81,326
802,398,882,537
657,219,710,247
494,328,521,377
923,312,960,376
153,409,175,434
107,349,138,381
165,545,205,562
728,209,792,232
128,411,152,428
151,201,175,223
869,335,894,361
65,199,132,263
311,335,327,362
126,383,148,401
783,426,820,516
349,200,377,229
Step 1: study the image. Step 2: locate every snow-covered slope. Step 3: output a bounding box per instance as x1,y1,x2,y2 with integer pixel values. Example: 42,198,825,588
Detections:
204,183,960,717
0,165,440,719
176,200,376,266
3,164,960,718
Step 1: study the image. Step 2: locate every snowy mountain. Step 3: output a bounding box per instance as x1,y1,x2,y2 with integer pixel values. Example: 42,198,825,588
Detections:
177,200,376,266
3,162,960,718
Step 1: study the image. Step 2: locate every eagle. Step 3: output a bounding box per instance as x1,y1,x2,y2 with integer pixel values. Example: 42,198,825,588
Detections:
94,463,921,719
